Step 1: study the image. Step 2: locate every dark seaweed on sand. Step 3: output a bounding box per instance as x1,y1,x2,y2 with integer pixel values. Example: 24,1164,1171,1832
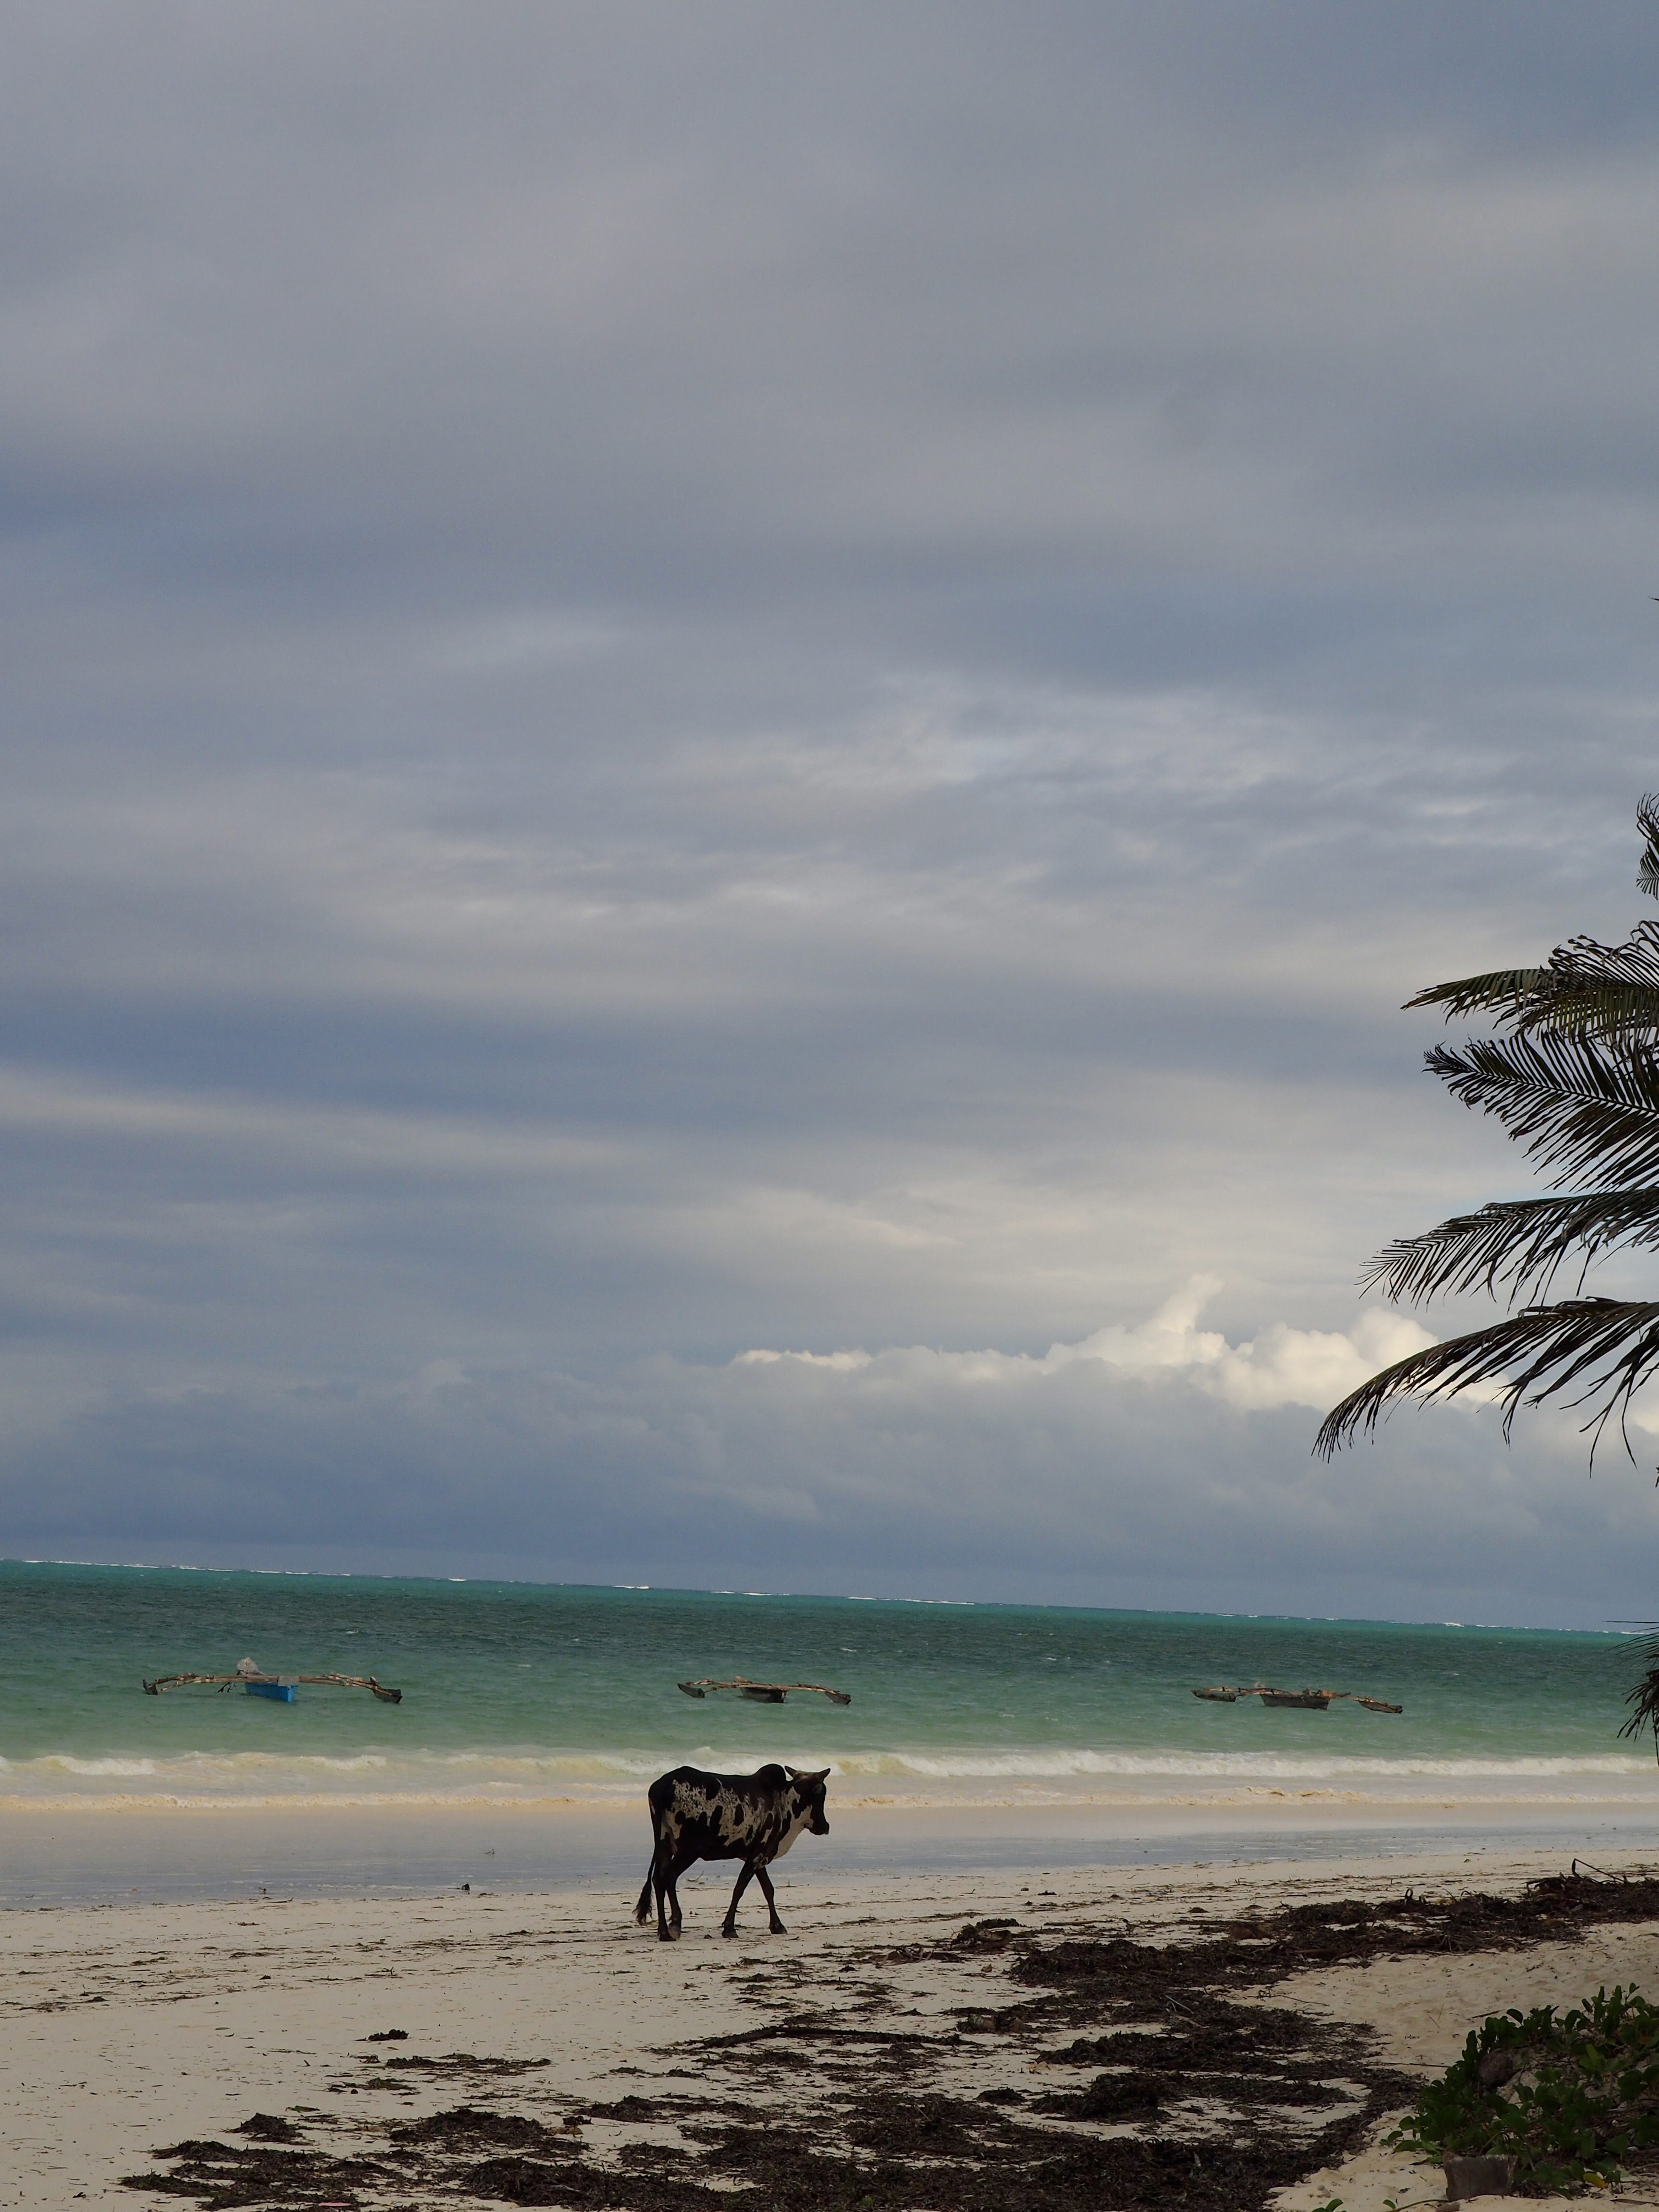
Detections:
121,2139,389,2210
123,1869,1659,2212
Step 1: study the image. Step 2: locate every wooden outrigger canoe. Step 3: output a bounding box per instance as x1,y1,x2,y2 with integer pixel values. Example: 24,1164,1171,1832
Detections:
143,1665,401,1704
1193,1683,1402,1713
677,1675,850,1706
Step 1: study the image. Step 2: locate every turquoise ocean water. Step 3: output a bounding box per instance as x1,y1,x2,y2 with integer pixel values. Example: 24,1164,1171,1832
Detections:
0,1560,1651,1810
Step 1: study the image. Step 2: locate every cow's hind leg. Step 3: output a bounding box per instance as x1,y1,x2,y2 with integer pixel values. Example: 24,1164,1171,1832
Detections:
755,1863,787,1935
660,1848,691,1941
721,1860,758,1938
653,1841,677,1941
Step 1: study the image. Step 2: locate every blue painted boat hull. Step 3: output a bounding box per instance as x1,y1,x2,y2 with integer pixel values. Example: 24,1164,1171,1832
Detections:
245,1681,297,1702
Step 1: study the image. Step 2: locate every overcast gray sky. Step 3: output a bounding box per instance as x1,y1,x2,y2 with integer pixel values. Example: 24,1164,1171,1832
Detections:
5,1,1659,1623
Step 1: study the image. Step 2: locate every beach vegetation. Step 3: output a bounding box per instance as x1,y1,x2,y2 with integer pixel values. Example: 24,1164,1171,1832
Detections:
1319,795,1659,1473
1388,1982,1659,2193
1318,798,1659,1740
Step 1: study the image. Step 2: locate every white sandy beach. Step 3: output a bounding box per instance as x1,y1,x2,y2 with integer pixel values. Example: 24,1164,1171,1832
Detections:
9,1818,1659,2211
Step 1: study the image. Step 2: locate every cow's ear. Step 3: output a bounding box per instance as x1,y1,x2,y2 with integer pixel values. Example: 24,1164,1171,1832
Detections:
784,1763,802,1779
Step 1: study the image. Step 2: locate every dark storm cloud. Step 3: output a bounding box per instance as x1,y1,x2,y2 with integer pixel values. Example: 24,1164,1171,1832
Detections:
3,4,1659,1617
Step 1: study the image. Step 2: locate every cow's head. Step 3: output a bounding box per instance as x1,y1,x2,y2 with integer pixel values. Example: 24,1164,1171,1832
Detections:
784,1765,831,1834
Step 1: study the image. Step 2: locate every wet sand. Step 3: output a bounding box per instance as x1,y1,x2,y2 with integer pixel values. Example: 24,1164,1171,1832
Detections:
7,1777,1659,1905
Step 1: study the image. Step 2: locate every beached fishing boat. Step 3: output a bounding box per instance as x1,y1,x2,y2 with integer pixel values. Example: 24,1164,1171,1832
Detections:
142,1658,402,1703
677,1675,851,1706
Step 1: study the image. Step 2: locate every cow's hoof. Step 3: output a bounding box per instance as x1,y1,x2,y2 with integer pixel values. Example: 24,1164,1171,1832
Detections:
769,1921,787,1936
658,1927,679,1943
720,1923,738,1939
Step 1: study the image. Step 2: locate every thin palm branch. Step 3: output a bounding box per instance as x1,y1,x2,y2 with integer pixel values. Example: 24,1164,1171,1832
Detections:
1313,1297,1659,1463
1363,1189,1659,1305
1406,970,1546,1022
1425,1032,1659,1189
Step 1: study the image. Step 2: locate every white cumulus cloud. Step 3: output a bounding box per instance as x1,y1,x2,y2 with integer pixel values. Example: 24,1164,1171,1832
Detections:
736,1276,1435,1414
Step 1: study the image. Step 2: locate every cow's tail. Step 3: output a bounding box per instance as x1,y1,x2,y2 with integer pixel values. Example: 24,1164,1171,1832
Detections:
636,1784,665,1924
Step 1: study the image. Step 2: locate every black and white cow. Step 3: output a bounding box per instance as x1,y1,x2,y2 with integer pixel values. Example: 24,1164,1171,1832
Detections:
634,1762,830,1941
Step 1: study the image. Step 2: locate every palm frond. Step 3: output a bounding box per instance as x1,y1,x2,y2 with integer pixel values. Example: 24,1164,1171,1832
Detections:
1546,921,1659,992
1313,1296,1659,1462
1619,1633,1659,1753
1406,924,1659,1042
1406,970,1545,1022
1363,1189,1659,1305
1520,922,1659,1040
1427,1032,1659,1190
1639,793,1659,901
1520,981,1659,1039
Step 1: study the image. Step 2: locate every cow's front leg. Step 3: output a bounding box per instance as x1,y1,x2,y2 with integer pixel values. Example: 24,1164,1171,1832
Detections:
755,1863,786,1935
721,1860,758,1937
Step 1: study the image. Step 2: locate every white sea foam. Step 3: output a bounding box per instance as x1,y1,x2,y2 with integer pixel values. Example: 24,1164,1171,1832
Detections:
2,1741,1655,1804
14,1750,394,1788
44,1756,161,1777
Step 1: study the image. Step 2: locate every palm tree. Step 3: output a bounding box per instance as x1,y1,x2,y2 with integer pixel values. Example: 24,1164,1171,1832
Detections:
1315,795,1659,1746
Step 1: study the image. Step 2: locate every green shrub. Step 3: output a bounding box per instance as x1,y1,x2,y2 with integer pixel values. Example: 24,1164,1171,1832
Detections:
1390,1984,1659,2194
